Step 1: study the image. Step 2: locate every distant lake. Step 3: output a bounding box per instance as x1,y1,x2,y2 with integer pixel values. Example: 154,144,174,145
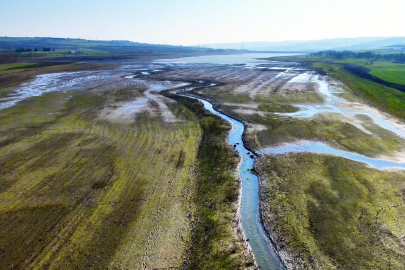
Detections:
155,53,303,66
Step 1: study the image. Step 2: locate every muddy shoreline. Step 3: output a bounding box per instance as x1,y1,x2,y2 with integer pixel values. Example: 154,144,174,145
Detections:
171,92,260,268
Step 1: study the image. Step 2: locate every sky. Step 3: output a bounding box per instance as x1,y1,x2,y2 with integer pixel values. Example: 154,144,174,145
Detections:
1,0,405,45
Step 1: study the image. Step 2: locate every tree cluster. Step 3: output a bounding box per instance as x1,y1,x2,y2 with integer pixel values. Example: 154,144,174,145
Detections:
15,48,55,52
0,53,18,64
311,50,405,63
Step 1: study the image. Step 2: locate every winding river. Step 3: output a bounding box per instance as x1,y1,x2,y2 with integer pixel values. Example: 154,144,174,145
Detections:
176,92,285,269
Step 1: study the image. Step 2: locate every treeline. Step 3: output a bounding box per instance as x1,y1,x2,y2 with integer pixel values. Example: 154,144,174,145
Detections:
15,48,55,52
0,53,18,64
311,50,405,63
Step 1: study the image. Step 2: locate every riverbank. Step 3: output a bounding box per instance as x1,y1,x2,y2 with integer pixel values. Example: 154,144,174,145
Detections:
256,153,405,269
171,94,256,269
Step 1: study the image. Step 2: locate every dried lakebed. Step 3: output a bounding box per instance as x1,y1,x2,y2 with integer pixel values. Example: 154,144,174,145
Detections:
4,53,405,269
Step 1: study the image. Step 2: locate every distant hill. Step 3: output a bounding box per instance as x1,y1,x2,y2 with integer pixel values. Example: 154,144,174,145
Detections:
0,37,248,61
199,37,405,52
335,37,405,51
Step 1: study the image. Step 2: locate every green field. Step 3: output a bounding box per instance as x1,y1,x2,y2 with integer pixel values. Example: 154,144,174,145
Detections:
257,153,405,269
271,55,405,86
368,61,405,85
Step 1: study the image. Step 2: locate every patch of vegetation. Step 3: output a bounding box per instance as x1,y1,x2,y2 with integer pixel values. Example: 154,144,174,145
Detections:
256,153,405,269
197,84,252,104
257,103,298,113
255,90,323,104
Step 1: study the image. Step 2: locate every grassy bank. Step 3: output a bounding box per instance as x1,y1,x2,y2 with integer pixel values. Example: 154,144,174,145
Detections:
172,95,255,269
256,153,405,269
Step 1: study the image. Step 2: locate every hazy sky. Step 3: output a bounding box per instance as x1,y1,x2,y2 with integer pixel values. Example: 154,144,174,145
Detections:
1,0,404,45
